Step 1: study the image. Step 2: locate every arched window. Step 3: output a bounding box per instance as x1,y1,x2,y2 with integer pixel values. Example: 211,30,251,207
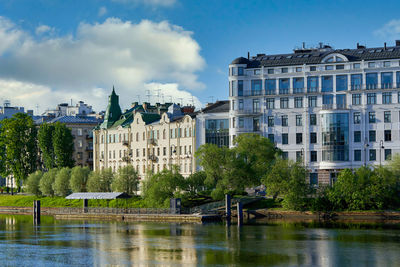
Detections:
163,129,166,139
136,132,139,141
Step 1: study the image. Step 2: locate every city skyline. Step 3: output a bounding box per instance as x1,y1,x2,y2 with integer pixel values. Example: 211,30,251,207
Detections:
1,0,400,113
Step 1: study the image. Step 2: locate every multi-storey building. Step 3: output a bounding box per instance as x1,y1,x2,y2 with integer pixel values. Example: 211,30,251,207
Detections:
229,41,400,185
93,88,197,178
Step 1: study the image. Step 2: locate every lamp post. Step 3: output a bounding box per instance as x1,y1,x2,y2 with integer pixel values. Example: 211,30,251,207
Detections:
301,147,305,167
364,138,369,167
380,140,384,166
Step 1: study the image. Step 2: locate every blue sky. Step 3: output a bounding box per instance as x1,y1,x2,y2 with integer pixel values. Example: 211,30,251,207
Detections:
1,0,400,113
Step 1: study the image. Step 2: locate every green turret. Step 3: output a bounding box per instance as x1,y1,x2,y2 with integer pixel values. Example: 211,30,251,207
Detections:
100,86,122,129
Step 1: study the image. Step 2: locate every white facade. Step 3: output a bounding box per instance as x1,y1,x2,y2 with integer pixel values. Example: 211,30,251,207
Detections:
229,42,400,184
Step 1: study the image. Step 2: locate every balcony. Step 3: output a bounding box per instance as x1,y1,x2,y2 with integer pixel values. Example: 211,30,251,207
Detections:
233,109,262,116
85,146,93,151
122,140,129,146
321,104,347,110
147,138,157,146
148,154,158,162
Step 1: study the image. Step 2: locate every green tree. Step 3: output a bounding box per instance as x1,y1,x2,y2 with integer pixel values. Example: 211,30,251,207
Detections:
39,168,59,196
53,122,74,168
263,158,309,210
186,171,207,195
53,167,71,196
25,170,43,196
0,113,38,186
112,165,139,195
38,123,55,170
142,167,186,207
87,168,113,192
70,166,91,192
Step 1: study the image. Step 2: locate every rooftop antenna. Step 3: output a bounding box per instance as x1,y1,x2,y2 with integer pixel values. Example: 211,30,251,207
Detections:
190,95,195,107
136,95,141,103
70,99,73,106
208,96,214,103
156,89,161,103
145,90,151,103
36,104,39,115
178,98,183,106
161,93,165,104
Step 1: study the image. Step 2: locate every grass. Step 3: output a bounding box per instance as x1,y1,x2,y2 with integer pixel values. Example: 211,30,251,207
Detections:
0,194,148,208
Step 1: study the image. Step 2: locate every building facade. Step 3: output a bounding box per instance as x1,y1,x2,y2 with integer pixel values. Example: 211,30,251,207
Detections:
229,41,400,185
93,89,197,179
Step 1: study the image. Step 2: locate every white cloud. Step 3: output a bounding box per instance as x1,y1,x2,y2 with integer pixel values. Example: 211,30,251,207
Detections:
374,19,400,39
0,16,205,114
98,6,107,17
111,0,176,7
35,25,54,35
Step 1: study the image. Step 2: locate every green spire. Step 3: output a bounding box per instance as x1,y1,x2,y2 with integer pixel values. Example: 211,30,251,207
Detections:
100,86,122,129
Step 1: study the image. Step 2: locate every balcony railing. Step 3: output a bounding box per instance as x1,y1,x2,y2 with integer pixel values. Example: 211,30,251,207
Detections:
233,109,262,116
321,104,347,110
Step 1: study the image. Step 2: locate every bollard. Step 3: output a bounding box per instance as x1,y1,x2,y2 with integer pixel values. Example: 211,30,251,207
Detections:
33,200,41,224
83,199,88,213
225,194,231,219
237,201,243,226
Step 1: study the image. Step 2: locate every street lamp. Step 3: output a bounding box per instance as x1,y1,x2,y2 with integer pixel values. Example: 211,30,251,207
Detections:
380,140,384,166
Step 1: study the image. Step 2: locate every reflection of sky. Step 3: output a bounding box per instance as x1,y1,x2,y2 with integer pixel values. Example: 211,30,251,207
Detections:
1,215,400,266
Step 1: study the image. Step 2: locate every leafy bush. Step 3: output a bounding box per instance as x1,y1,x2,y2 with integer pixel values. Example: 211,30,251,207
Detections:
70,166,90,192
53,167,71,196
25,171,43,196
87,168,113,192
112,165,139,195
39,168,58,196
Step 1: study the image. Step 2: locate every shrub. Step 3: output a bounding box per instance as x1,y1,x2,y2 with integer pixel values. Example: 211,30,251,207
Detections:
112,165,139,195
53,167,71,196
39,168,59,196
25,171,43,196
70,166,90,192
87,168,113,192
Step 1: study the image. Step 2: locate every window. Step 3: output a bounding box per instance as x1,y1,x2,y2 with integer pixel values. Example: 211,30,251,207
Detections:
310,66,317,71
351,74,362,90
282,133,288,144
296,133,303,144
310,132,317,144
268,134,274,143
280,98,289,109
310,114,317,126
382,92,392,104
239,99,243,110
293,78,304,93
238,80,243,96
367,93,376,104
336,64,345,70
310,173,318,185
354,131,361,142
310,151,317,162
352,94,361,105
336,75,348,91
353,63,361,69
282,152,288,160
238,67,244,75
322,94,333,106
296,67,302,72
369,149,376,161
385,149,392,160
354,112,361,124
252,99,260,112
267,69,274,74
325,65,334,70
384,61,391,67
281,115,288,126
294,97,303,108
281,67,288,73
254,69,261,75
266,98,275,109
369,112,376,123
265,79,276,95
296,151,303,162
322,76,333,92
354,150,361,161
308,96,317,107
384,111,391,123
368,62,375,68
296,115,302,126
231,100,235,110
251,80,262,95
366,73,378,89
385,130,391,142
381,72,393,89
369,130,376,142
268,116,274,127
239,117,244,128
163,147,166,156
77,128,83,136
78,140,83,148
279,78,290,94
307,76,318,93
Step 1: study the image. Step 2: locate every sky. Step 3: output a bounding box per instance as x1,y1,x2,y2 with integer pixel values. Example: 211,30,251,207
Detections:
1,0,400,114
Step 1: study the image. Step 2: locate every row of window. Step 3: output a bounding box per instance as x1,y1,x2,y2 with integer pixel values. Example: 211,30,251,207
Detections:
230,72,400,96
281,149,392,162
105,161,193,175
101,145,193,160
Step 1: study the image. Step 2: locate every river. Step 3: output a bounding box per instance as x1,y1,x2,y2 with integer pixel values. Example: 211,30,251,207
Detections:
1,215,400,266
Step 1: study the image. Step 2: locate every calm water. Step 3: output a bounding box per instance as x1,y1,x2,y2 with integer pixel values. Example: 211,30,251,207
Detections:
1,215,400,266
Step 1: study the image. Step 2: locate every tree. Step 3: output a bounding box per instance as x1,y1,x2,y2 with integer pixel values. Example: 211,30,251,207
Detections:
39,168,59,196
53,122,74,168
70,166,91,192
142,167,186,207
112,165,139,195
53,167,71,196
38,123,55,170
25,171,43,196
87,168,113,192
0,113,38,186
186,171,207,195
262,158,309,210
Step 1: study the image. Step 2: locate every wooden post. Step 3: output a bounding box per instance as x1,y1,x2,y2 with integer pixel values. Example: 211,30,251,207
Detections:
83,199,88,213
225,194,231,219
33,200,40,224
237,201,243,226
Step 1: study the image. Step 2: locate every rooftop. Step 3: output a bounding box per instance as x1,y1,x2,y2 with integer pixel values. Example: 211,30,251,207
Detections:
66,192,130,199
202,100,230,113
49,115,101,124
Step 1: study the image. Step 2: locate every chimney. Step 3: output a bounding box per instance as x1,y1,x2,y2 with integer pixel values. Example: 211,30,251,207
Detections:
247,52,250,59
319,42,323,49
302,42,305,49
384,42,387,50
396,40,400,46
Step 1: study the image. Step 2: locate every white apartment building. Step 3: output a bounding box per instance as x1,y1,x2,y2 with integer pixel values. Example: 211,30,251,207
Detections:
229,41,400,185
93,89,197,178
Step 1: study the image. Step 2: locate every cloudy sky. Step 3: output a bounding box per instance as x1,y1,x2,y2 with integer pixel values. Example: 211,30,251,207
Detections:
1,0,400,114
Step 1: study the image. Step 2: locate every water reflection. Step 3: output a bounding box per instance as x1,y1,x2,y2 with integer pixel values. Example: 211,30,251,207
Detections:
0,215,400,266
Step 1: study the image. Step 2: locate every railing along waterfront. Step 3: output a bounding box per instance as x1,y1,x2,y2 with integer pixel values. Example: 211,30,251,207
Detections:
51,207,180,215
